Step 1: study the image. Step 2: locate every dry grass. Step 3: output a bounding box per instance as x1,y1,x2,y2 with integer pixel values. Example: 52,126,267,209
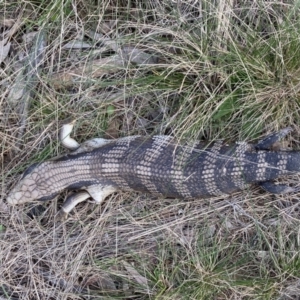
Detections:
1,0,300,299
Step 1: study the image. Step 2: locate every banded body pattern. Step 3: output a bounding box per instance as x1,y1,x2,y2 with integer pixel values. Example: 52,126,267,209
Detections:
228,142,253,189
84,136,297,199
7,127,300,212
200,140,224,196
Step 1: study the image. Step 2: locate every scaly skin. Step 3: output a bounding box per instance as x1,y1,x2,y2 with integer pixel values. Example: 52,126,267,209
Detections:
7,126,299,217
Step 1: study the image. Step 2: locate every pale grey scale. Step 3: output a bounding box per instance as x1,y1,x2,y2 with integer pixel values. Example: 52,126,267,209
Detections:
152,135,174,144
210,140,224,154
229,143,250,188
235,142,253,154
170,141,202,198
111,144,129,155
173,188,191,198
46,160,92,192
256,152,267,181
231,177,250,190
130,136,174,194
93,150,132,189
113,137,143,157
115,135,141,145
147,140,181,195
276,153,288,174
100,146,128,158
101,157,120,173
147,136,174,160
143,136,169,162
113,174,130,186
234,144,248,162
136,164,160,194
201,143,221,164
107,175,130,189
233,143,252,163
202,141,223,195
169,172,191,198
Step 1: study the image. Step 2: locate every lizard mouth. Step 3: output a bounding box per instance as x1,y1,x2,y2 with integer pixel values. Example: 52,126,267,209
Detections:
6,190,35,205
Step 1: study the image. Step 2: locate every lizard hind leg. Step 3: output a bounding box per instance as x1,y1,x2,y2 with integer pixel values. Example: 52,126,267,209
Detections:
85,184,118,204
56,191,90,221
59,121,113,154
255,127,293,151
59,120,80,151
259,181,299,194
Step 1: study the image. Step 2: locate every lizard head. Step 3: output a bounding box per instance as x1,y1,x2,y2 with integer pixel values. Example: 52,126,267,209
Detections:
7,162,59,205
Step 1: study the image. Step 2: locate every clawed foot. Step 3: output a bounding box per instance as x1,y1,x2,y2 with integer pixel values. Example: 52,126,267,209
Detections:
59,120,80,150
55,208,69,222
260,181,300,195
255,127,293,150
55,191,91,221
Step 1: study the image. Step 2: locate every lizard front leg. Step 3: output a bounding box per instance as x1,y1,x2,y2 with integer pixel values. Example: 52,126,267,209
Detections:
57,184,118,220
